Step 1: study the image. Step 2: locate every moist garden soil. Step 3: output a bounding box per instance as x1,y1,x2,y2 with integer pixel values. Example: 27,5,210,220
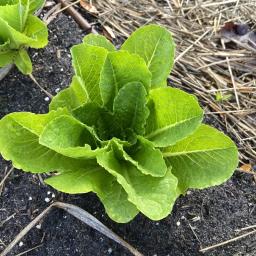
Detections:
0,14,256,256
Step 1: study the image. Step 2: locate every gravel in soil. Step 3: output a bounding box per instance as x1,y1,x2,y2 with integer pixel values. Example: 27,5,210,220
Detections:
0,14,256,256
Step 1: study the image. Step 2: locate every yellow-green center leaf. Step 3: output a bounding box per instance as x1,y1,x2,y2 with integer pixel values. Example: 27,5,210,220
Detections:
99,50,151,110
113,82,149,136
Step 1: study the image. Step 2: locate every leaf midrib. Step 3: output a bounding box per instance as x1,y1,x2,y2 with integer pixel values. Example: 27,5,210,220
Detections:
145,114,202,139
163,146,235,158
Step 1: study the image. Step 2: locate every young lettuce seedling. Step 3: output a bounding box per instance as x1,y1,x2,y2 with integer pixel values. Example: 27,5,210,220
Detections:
0,0,48,74
0,25,238,223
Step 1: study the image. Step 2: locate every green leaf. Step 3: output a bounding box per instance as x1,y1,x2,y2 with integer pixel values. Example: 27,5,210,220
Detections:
71,44,108,105
113,82,149,136
163,124,239,193
99,50,151,110
50,76,88,111
145,87,203,147
97,144,178,220
0,110,90,173
45,162,139,223
0,3,26,32
83,34,115,51
124,136,167,177
26,0,45,13
0,50,16,67
121,24,175,87
72,102,116,140
24,14,48,48
14,48,32,74
39,115,102,159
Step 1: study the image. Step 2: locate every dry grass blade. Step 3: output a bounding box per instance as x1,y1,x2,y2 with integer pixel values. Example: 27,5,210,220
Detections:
200,228,256,253
0,202,143,256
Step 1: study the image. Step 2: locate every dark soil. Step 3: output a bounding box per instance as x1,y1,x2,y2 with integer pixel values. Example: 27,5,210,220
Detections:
1,13,256,256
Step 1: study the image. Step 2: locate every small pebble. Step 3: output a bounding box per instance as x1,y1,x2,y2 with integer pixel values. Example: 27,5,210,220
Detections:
44,197,50,203
19,242,24,247
36,224,41,229
55,88,60,93
51,193,55,198
44,97,50,102
47,191,51,195
60,68,64,72
192,216,201,222
107,248,112,254
176,221,181,226
28,196,32,201
155,222,159,226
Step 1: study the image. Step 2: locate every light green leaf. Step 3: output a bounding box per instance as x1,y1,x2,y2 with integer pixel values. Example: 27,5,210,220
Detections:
83,34,115,51
26,0,45,13
0,50,16,67
0,110,90,173
123,136,167,177
24,14,48,48
163,124,239,192
121,24,175,87
97,145,178,220
113,82,149,136
99,50,151,110
0,3,26,32
45,162,139,223
145,87,203,147
71,44,108,105
14,48,32,74
39,115,102,159
50,76,88,111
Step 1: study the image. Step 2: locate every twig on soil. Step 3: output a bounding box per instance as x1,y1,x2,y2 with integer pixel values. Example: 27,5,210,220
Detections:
199,228,256,253
0,167,14,195
29,74,53,98
56,0,92,31
0,202,143,256
15,244,43,256
0,65,14,82
0,213,16,228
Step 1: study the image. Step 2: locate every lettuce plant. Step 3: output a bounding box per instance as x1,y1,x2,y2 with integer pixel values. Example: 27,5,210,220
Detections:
0,25,238,223
0,0,48,74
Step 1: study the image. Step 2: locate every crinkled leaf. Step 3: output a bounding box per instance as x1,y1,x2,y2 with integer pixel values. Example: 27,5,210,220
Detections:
83,34,115,51
97,144,178,220
113,82,149,136
163,124,239,193
99,50,151,110
121,24,175,87
45,161,139,223
71,44,108,105
145,87,203,147
0,110,90,173
72,103,117,140
14,48,32,74
123,136,167,177
50,76,87,111
39,115,102,159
